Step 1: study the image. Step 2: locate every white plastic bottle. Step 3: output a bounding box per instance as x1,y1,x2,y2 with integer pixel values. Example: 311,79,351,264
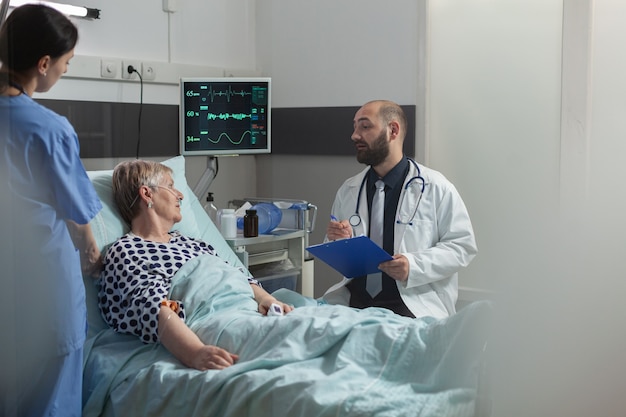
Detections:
219,209,237,239
203,192,218,224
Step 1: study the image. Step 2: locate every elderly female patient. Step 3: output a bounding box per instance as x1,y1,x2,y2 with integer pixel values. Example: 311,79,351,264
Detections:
98,160,293,371
98,159,490,402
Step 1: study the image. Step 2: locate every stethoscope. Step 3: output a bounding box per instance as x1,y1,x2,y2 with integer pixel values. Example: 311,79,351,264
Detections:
348,158,425,227
9,80,26,95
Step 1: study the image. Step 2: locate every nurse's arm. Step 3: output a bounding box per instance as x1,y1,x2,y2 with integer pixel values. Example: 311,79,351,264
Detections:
66,221,101,277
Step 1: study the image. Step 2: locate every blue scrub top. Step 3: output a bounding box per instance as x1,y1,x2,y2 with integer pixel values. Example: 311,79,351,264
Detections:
0,93,102,356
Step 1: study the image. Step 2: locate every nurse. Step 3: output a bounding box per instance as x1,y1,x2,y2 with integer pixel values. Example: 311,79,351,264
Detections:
323,100,477,319
0,5,102,416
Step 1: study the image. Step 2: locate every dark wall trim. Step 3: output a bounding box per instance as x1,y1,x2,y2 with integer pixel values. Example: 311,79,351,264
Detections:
271,105,416,157
37,99,179,158
36,100,415,158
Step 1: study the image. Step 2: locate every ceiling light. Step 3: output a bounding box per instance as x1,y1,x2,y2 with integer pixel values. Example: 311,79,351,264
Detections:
8,0,100,19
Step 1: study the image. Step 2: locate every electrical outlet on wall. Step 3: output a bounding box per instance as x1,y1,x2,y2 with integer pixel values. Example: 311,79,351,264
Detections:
141,62,156,81
100,59,119,79
122,60,141,80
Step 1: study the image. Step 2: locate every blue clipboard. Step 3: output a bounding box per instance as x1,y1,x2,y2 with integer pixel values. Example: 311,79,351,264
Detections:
306,235,393,278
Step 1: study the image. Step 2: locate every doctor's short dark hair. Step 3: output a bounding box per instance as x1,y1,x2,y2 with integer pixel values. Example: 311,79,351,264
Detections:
378,101,408,137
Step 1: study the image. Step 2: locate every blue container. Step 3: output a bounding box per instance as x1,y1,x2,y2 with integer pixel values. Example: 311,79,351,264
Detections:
259,275,297,294
237,203,282,234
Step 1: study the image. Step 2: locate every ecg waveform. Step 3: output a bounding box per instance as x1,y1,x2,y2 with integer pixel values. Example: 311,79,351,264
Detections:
206,112,250,121
185,130,254,146
183,80,269,153
195,84,252,103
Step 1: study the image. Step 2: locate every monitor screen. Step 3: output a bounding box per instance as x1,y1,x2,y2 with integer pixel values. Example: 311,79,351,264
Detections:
180,77,271,156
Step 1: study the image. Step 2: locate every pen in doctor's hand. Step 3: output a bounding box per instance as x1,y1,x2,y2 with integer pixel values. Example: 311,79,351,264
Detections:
328,215,351,240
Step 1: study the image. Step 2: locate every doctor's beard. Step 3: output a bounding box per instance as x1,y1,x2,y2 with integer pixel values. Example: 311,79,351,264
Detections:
356,130,389,166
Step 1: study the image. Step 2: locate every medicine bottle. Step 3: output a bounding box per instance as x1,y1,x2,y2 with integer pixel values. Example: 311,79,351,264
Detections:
219,209,237,239
203,192,218,224
243,209,259,237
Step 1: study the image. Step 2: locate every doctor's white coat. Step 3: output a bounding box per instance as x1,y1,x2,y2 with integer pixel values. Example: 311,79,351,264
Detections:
322,162,477,319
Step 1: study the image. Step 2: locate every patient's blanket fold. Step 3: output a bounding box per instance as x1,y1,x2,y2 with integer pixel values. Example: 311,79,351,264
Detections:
83,254,491,417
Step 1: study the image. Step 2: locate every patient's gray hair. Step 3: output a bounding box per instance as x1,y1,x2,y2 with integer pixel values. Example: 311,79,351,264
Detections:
112,160,173,225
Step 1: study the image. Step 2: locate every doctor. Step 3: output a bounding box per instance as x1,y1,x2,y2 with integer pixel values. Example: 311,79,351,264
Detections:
323,100,477,319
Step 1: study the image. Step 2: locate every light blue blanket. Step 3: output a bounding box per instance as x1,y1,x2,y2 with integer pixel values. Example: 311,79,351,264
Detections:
83,254,491,417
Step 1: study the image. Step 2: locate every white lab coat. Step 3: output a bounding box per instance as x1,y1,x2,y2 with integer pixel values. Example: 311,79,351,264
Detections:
322,162,477,319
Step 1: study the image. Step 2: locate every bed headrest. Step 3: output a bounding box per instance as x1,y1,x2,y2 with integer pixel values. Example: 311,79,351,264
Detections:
84,155,244,339
87,155,207,253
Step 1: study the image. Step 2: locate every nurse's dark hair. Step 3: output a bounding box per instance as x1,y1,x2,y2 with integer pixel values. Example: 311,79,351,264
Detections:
0,4,78,92
112,160,172,226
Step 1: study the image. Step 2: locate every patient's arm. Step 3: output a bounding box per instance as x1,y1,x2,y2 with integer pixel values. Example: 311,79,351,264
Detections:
158,306,238,370
250,283,294,315
66,220,102,277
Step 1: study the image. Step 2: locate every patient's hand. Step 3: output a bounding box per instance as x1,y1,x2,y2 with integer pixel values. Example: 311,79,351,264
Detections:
251,284,294,315
189,345,239,371
257,296,294,316
159,306,238,371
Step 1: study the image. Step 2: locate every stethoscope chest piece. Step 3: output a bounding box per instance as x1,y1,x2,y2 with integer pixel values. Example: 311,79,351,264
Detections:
351,159,425,228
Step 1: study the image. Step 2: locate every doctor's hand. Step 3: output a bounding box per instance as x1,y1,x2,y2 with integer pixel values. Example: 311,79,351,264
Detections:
378,254,409,282
327,219,352,240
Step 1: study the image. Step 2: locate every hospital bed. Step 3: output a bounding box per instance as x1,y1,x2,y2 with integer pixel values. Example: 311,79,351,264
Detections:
81,156,492,417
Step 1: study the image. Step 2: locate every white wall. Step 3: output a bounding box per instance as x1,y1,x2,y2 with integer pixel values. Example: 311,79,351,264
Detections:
40,0,257,104
256,0,420,107
445,1,626,415
428,1,564,291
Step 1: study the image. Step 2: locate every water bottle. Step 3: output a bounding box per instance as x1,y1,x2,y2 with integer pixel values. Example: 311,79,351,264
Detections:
219,209,237,239
255,203,282,234
243,209,259,237
203,192,218,224
237,203,282,234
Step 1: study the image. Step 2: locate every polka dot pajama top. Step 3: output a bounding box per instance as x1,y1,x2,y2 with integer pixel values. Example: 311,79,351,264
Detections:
98,231,258,343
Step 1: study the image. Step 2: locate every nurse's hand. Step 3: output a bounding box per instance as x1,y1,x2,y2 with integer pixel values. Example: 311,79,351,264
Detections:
66,220,103,278
82,243,103,278
327,219,352,240
378,254,409,282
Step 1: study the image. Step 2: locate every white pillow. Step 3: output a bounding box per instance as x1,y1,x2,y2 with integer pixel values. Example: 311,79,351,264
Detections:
84,155,244,338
